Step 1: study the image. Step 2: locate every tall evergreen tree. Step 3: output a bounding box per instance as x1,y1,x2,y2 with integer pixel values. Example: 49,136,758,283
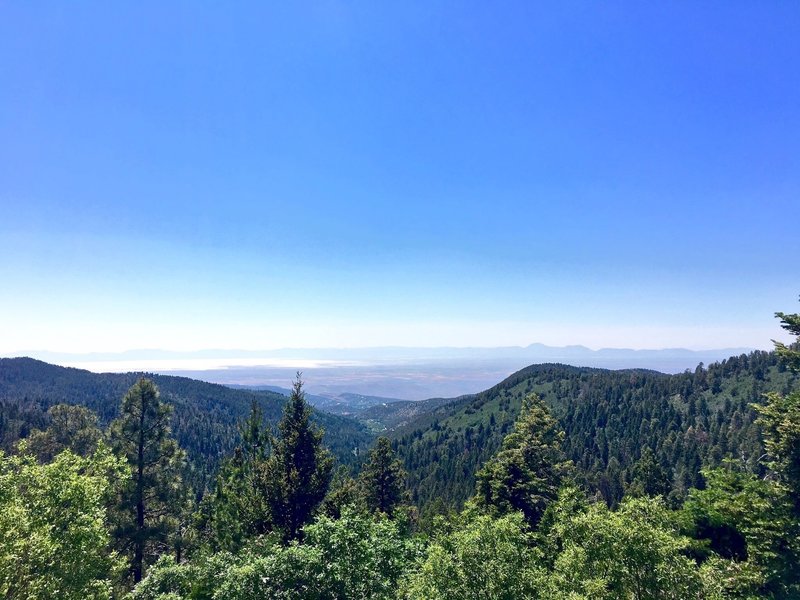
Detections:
628,446,673,499
199,400,272,551
359,436,408,516
109,378,185,583
756,299,800,514
259,374,333,541
473,393,569,528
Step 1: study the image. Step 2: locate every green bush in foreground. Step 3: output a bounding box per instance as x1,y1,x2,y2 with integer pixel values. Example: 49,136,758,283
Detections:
0,447,125,600
402,512,546,600
135,509,420,600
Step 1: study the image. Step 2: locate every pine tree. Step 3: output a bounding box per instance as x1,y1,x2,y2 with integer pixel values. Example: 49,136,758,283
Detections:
109,378,185,583
23,403,102,462
259,374,333,541
199,400,271,551
322,466,365,519
628,446,672,499
359,436,408,516
473,393,569,528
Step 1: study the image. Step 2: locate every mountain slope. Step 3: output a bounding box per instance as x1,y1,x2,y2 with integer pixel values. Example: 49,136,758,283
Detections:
0,358,374,488
393,351,797,515
357,396,463,431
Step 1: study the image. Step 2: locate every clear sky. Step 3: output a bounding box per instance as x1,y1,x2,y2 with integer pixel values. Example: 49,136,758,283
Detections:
1,2,799,354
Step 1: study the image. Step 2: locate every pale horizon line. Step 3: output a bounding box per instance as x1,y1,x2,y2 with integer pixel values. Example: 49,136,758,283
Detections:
2,341,766,360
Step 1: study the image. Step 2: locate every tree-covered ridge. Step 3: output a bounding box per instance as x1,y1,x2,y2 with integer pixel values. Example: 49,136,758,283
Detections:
0,358,374,487
394,351,796,514
357,396,465,431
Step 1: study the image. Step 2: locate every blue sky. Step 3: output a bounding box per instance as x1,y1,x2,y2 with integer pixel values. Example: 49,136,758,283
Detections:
1,2,798,353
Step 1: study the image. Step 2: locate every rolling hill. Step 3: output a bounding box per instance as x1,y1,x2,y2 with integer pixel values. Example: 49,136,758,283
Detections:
392,351,797,515
0,357,374,489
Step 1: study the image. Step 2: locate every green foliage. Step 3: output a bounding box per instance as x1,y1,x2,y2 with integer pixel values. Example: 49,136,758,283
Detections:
535,485,591,568
682,466,800,597
698,555,764,600
212,543,322,600
258,375,334,542
359,436,409,516
402,511,546,600
138,509,419,600
0,358,373,490
547,496,706,599
394,354,791,516
298,509,421,599
773,299,800,372
755,301,800,515
197,401,272,552
628,446,673,499
0,447,126,599
110,378,187,582
22,403,103,462
321,467,366,519
129,552,238,600
756,391,800,510
474,393,568,528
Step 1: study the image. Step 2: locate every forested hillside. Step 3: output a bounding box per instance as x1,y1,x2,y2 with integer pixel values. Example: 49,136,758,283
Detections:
3,351,792,513
358,396,458,431
394,350,796,514
0,358,373,488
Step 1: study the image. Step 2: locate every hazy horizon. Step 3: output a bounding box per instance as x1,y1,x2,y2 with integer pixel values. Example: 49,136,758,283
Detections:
4,342,770,400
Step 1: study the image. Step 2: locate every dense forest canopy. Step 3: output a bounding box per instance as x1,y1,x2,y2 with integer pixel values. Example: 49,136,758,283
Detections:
0,358,372,489
393,351,793,515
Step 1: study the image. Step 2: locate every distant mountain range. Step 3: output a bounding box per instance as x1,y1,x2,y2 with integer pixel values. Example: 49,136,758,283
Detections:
5,345,757,401
6,343,757,366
